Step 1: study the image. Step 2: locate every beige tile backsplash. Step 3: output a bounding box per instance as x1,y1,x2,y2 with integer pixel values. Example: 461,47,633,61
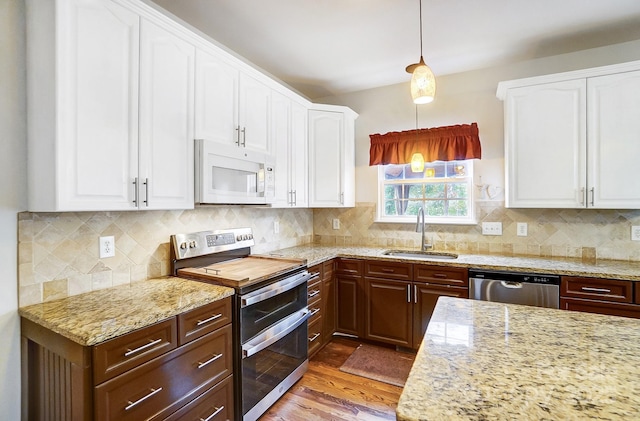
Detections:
18,207,313,306
18,202,640,306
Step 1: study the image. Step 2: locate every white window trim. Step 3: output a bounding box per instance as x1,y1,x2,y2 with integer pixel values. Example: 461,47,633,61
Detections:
374,163,477,225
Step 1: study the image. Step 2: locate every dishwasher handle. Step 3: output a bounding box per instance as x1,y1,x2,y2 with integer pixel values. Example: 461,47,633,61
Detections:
500,281,523,289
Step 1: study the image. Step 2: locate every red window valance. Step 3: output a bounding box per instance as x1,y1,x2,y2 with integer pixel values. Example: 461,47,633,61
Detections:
369,122,482,166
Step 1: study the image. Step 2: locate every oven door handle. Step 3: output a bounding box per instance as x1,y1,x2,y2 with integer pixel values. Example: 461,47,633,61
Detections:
241,271,311,308
242,308,309,358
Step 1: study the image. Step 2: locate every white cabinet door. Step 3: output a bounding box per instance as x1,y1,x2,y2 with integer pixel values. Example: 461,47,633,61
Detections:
504,80,586,208
309,110,347,207
588,70,640,209
271,92,292,207
48,0,140,211
239,73,271,153
291,101,309,207
139,19,195,210
194,48,239,146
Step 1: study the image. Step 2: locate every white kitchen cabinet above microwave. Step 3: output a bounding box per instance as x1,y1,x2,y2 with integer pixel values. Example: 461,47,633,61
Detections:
497,61,640,209
26,0,194,211
195,48,272,154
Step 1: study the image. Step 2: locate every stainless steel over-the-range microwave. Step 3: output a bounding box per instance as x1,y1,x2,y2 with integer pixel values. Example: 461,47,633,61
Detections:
195,139,276,205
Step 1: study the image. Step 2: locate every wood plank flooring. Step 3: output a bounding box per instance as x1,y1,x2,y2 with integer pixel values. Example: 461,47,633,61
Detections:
259,337,405,421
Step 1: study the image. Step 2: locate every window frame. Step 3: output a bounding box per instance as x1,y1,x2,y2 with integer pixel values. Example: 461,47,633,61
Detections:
375,160,477,225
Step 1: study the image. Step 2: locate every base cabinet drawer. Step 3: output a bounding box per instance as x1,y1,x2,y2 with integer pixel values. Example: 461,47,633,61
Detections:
95,324,232,421
164,375,234,421
561,298,640,319
561,276,633,303
308,316,323,357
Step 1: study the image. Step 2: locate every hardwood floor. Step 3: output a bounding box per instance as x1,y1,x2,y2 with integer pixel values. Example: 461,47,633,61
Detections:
259,337,405,421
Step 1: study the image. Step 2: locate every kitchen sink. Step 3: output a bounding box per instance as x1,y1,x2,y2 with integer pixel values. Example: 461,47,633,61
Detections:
382,250,458,260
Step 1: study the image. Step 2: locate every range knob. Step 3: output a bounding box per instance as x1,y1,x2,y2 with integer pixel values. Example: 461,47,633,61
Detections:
180,242,188,250
236,235,242,241
189,240,197,248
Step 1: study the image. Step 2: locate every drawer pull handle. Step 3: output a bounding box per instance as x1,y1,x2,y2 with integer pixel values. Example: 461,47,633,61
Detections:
124,338,162,357
581,287,611,294
200,406,224,421
308,290,320,298
309,308,320,317
308,332,321,342
381,268,395,273
125,387,163,411
433,273,447,278
197,313,223,326
197,353,223,369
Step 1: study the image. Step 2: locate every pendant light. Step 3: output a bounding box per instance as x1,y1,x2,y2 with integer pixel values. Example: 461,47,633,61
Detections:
410,105,425,172
406,0,436,104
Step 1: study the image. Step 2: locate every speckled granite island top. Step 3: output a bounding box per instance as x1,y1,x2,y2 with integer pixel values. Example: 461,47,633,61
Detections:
397,297,640,420
269,244,640,281
18,277,234,346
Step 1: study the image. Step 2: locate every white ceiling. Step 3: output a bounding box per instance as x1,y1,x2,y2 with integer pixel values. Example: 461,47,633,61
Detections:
149,0,640,100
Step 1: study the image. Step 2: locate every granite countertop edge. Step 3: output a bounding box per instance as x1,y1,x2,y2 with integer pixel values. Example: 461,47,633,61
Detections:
19,276,235,346
269,244,640,281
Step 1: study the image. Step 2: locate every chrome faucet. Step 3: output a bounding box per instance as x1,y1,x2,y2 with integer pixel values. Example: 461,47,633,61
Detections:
415,207,432,251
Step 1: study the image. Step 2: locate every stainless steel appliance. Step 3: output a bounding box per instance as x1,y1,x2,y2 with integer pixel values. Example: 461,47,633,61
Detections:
469,269,560,308
171,228,311,421
195,140,276,205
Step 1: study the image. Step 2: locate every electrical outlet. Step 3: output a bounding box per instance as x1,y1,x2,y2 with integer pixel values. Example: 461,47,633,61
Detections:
99,236,115,258
517,222,528,237
332,218,340,230
482,222,502,236
632,226,640,241
274,221,280,234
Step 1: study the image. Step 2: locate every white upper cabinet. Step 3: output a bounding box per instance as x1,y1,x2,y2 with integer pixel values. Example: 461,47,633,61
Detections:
308,106,357,208
587,70,640,208
195,48,272,154
271,92,309,208
139,19,195,210
498,61,640,209
26,0,194,211
503,80,586,208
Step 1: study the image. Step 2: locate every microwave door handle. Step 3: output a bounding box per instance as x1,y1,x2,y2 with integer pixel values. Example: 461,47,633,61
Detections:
242,309,309,358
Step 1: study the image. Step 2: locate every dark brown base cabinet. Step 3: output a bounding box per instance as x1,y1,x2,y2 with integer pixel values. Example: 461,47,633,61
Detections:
335,258,468,349
21,297,234,421
307,260,337,358
561,275,640,318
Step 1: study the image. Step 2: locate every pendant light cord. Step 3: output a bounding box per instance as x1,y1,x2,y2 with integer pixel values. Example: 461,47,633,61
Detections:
419,0,423,57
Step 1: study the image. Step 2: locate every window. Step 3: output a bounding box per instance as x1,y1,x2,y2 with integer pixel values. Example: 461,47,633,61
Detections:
377,160,475,224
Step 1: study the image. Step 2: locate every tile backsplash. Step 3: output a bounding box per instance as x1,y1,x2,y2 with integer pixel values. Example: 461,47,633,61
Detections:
18,201,640,306
18,207,313,306
314,202,640,261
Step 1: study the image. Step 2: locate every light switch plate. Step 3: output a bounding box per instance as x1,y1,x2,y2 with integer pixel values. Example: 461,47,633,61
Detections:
517,222,528,237
482,222,502,236
632,226,640,241
332,218,340,230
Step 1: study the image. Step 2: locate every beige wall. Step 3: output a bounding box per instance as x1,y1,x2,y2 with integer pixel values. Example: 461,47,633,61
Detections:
1,0,26,418
19,207,313,306
313,40,640,262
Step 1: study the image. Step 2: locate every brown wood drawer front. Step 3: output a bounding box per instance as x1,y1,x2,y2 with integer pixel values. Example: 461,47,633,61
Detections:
323,259,335,279
178,297,232,346
308,296,322,323
336,258,363,275
561,298,640,319
93,318,178,385
308,278,322,302
308,316,323,357
414,265,468,287
561,277,633,303
308,264,322,280
163,375,234,421
95,324,233,421
364,260,412,281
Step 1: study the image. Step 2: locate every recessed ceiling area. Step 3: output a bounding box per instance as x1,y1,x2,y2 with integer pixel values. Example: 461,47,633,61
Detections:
148,0,640,100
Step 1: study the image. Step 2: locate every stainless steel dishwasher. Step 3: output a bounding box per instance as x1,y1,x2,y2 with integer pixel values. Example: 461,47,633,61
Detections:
469,269,560,308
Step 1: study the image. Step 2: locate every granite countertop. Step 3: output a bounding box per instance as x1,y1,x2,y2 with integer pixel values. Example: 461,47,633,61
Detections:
268,244,640,281
19,277,234,346
396,297,640,420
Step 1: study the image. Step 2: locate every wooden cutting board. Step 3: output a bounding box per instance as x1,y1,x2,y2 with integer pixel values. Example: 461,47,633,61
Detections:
177,255,306,288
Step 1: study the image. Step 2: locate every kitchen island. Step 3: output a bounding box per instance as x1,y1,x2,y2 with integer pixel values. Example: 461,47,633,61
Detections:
396,297,640,420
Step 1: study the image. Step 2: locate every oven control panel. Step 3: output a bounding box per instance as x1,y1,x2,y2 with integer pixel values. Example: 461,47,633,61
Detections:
171,227,255,259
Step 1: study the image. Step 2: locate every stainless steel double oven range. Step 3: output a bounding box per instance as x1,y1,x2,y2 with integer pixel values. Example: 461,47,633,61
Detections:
171,228,311,421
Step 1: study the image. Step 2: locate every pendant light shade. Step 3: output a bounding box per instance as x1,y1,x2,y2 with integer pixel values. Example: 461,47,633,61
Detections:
410,57,436,104
406,0,436,104
410,152,425,172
